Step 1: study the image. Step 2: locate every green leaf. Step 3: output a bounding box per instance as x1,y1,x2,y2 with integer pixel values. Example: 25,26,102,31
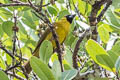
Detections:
0,0,5,3
30,56,55,80
61,69,77,80
57,0,64,3
0,8,12,20
23,11,37,29
28,29,39,41
18,21,27,34
85,39,115,72
115,56,120,72
0,24,4,37
0,56,6,70
52,61,61,80
107,40,120,65
98,24,110,43
40,40,53,64
112,0,120,9
78,0,86,14
47,6,58,16
64,47,73,66
105,8,120,32
2,21,14,37
0,70,9,80
58,10,69,20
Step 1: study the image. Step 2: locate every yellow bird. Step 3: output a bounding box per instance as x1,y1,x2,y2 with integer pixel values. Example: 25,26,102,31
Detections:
24,14,76,74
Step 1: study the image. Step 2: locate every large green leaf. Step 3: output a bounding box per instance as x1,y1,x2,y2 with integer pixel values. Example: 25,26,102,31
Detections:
0,70,9,80
30,56,55,80
2,21,14,37
98,24,110,43
61,69,77,80
85,39,115,72
40,40,53,64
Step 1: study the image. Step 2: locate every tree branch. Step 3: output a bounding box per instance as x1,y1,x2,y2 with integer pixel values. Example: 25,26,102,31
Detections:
0,45,14,59
97,0,112,23
0,2,50,7
73,28,90,69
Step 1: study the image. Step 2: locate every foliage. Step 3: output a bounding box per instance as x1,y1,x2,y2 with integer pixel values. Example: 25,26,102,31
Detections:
0,0,120,80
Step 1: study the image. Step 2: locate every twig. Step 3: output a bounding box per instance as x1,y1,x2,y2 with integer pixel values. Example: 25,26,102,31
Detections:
5,62,21,72
39,0,43,11
97,0,112,23
72,0,82,21
72,29,90,69
80,70,95,76
79,56,89,70
0,44,26,60
19,66,29,79
11,11,18,75
12,11,17,56
6,72,25,80
0,45,14,59
0,2,50,7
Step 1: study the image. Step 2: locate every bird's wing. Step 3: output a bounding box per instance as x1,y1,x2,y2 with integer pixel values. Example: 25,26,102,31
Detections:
33,28,51,57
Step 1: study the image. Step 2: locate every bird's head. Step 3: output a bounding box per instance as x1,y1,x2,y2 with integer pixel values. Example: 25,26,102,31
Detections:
65,14,76,24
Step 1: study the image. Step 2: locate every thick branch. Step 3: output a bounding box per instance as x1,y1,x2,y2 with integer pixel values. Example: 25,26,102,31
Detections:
73,29,89,69
97,0,112,22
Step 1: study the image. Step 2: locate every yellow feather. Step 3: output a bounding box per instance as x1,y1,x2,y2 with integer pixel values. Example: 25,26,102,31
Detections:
45,17,71,47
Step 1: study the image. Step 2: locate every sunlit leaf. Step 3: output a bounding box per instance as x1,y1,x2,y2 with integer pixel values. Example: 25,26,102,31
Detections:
85,39,115,72
98,24,110,43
